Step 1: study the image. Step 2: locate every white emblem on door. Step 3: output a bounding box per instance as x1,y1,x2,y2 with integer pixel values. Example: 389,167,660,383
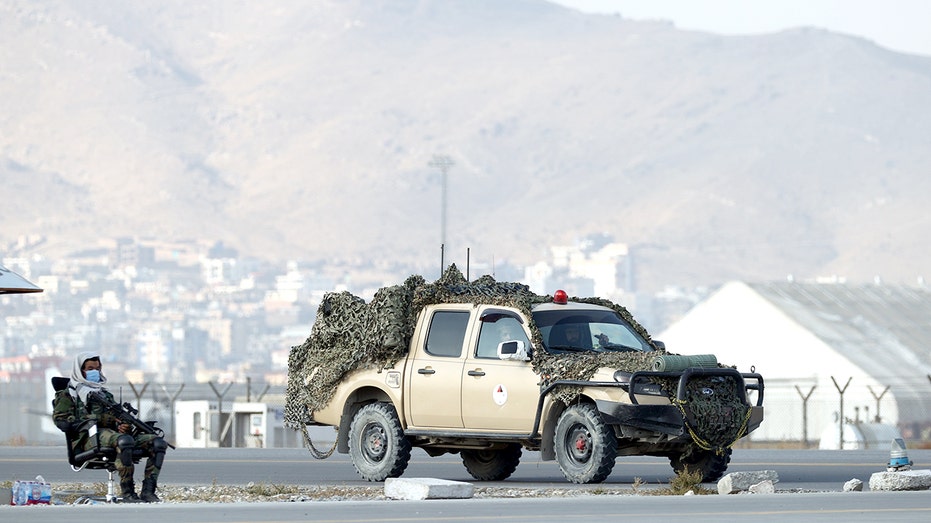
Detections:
493,384,508,406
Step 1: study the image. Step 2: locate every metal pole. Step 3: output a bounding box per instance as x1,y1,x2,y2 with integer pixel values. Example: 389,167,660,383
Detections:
794,385,816,447
466,248,470,281
208,381,234,447
429,155,454,261
867,385,890,422
160,382,185,444
127,381,150,412
831,376,852,450
442,167,447,249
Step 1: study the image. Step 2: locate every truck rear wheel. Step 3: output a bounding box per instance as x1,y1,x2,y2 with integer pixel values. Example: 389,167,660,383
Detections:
461,443,522,481
670,447,732,482
348,402,412,481
554,403,617,484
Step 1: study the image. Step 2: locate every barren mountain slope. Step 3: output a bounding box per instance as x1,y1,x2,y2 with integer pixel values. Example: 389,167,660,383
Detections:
2,0,930,291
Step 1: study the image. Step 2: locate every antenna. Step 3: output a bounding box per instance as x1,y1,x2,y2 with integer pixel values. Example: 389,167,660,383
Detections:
466,248,470,281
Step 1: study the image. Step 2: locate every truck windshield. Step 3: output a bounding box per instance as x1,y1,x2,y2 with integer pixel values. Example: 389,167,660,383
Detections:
533,309,654,354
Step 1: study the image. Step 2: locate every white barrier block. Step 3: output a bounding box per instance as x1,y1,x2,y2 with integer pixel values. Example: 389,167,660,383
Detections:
384,478,475,500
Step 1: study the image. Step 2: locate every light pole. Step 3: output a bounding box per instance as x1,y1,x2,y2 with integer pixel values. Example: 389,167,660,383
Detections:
428,154,455,262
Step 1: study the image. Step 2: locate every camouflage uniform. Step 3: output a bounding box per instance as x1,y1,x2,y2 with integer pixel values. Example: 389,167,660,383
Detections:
52,388,162,484
52,351,167,502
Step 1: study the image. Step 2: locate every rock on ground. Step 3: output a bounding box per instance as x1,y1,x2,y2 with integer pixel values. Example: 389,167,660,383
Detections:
868,469,931,491
843,479,863,492
717,470,780,495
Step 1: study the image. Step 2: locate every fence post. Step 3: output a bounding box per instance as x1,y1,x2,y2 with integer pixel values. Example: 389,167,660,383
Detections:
208,381,234,447
160,383,185,444
831,376,852,450
794,385,816,447
127,381,150,412
866,385,890,423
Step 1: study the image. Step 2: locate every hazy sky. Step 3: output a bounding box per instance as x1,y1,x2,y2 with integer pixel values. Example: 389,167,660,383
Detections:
552,0,931,57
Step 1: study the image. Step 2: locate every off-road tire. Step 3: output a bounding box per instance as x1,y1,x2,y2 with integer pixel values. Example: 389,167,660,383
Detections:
348,402,412,481
554,403,617,484
670,447,732,482
461,443,522,481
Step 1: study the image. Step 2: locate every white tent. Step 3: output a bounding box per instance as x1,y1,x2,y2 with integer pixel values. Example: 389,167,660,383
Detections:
0,263,42,294
659,281,931,444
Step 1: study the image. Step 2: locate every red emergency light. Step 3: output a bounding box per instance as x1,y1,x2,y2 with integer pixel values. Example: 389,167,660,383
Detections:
553,289,568,305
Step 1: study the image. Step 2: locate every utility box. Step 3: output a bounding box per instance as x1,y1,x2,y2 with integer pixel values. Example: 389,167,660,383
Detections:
175,400,267,448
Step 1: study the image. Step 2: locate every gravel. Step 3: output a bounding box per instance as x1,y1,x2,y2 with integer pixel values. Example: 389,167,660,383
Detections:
50,482,652,504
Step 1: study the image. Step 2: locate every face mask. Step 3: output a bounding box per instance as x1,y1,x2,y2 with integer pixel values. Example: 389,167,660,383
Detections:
84,369,101,383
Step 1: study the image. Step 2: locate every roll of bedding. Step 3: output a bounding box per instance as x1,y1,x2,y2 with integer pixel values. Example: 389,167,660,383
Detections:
650,354,718,372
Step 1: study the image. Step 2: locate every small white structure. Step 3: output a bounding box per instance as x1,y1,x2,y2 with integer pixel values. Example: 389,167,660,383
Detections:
175,400,267,448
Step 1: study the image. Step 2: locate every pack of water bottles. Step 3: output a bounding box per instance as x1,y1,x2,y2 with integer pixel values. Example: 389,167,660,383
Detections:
11,476,52,505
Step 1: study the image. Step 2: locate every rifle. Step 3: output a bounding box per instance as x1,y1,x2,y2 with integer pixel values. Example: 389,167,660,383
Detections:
88,390,176,449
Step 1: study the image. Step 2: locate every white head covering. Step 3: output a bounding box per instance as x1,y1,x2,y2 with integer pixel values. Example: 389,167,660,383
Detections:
69,351,107,403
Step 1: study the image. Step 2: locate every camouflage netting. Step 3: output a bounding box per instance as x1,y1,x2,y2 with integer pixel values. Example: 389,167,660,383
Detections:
284,265,664,430
284,265,748,453
671,374,752,453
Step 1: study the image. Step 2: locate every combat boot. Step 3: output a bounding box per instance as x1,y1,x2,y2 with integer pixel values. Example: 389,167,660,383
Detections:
141,477,161,503
120,480,143,503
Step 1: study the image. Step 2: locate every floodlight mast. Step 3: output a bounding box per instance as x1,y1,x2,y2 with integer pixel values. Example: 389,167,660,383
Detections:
429,154,455,273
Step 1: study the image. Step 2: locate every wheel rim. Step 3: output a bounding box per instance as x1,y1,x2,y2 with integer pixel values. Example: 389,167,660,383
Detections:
472,450,495,465
361,422,387,463
566,423,592,464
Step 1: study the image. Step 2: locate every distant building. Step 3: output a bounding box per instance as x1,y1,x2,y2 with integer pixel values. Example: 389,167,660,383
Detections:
525,237,630,300
659,281,931,445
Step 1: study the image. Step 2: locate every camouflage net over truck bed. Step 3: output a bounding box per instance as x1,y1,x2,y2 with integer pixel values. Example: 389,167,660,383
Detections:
284,265,661,430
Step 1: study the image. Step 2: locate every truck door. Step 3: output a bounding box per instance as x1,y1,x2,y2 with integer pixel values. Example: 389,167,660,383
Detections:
461,308,539,431
407,308,470,428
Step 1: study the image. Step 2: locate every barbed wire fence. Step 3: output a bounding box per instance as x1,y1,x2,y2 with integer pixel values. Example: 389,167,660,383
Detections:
7,374,931,449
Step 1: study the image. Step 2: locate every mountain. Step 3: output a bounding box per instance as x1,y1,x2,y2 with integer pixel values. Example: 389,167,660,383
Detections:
3,0,930,292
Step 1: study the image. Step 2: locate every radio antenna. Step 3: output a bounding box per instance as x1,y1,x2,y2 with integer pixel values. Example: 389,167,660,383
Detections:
466,248,470,281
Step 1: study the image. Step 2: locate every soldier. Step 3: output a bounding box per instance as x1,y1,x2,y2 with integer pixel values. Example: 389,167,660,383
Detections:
52,351,168,503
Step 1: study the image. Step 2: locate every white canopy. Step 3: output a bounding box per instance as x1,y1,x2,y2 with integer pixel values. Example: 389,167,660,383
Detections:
0,263,42,294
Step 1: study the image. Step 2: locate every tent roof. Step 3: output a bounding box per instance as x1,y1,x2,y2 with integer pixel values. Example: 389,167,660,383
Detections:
0,264,43,294
747,281,931,421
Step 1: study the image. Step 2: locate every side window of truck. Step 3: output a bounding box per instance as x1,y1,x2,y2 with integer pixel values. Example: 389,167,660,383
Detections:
425,310,470,357
476,317,529,359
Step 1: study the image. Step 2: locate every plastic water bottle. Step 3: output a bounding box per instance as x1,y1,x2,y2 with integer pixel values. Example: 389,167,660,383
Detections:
12,481,25,506
35,476,51,504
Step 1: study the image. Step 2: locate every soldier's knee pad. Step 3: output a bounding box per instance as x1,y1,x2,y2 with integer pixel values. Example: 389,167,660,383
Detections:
116,434,135,467
152,437,168,469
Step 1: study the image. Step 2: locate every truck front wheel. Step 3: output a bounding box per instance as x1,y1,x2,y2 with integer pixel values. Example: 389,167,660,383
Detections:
461,443,522,481
348,402,412,481
554,403,617,484
670,447,732,482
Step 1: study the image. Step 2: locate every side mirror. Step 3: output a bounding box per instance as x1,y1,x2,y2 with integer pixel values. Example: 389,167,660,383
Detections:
497,340,530,361
652,340,666,350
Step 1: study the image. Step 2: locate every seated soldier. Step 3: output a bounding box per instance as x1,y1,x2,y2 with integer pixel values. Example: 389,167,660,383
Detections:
52,351,168,503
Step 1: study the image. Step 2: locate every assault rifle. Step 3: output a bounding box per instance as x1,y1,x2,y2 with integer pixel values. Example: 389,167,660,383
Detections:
88,390,176,449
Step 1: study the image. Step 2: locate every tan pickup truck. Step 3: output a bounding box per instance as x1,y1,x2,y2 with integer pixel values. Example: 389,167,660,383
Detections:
285,267,764,484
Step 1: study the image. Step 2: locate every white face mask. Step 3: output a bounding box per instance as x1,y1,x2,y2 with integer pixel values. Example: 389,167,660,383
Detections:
84,369,102,383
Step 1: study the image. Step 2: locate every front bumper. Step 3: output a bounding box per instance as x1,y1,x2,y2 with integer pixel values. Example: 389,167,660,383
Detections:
596,401,764,438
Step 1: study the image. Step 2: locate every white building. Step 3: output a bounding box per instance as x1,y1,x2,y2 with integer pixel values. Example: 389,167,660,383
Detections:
526,241,629,299
659,281,931,445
